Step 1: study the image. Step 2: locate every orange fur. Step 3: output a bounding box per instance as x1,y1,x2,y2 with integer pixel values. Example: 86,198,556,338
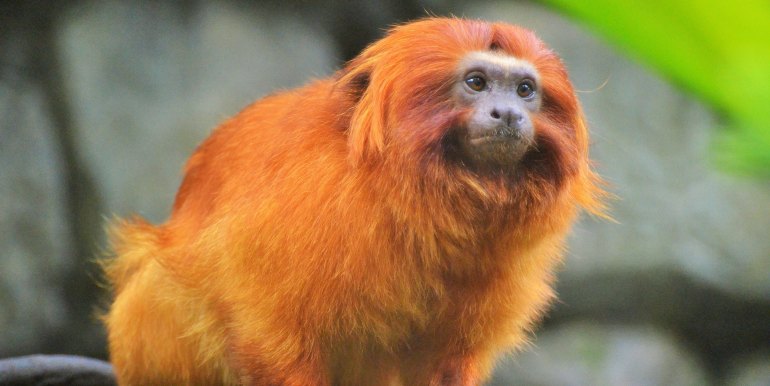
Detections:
102,18,606,385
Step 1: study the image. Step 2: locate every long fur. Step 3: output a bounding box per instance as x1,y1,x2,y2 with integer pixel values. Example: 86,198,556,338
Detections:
102,18,606,385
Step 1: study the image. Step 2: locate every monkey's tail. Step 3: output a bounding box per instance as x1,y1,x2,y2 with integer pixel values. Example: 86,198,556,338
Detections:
100,217,162,295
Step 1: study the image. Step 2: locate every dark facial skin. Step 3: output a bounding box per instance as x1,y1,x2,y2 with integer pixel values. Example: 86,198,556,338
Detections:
453,51,542,170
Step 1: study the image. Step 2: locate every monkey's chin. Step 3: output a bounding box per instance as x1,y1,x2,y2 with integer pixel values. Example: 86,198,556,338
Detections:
459,136,531,171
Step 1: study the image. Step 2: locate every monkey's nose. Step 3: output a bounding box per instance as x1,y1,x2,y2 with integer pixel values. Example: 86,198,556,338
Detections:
490,106,524,129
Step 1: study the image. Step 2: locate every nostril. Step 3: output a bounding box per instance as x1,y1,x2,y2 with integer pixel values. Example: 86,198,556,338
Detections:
490,110,501,119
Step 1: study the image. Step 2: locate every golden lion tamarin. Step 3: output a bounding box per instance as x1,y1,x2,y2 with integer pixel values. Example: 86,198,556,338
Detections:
102,18,606,385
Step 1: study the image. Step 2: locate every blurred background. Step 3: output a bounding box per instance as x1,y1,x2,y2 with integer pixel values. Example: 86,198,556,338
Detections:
1,1,769,385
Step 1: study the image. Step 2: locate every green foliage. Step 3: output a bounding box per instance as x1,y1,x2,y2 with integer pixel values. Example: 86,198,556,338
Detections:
542,0,770,177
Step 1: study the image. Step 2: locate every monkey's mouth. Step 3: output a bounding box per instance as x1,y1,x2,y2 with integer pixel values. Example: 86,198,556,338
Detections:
466,126,533,150
468,134,518,146
466,124,532,144
443,125,535,170
456,132,532,169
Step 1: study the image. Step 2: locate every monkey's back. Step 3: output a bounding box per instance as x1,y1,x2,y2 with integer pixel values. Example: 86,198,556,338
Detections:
103,80,432,384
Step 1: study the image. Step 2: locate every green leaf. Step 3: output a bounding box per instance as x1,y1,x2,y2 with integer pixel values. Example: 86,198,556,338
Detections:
542,0,770,176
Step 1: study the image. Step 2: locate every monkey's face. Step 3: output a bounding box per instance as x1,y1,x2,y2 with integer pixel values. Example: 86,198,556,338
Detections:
452,51,541,170
340,19,587,193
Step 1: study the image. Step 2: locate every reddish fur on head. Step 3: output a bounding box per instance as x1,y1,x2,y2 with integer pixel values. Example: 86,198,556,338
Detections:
103,18,606,385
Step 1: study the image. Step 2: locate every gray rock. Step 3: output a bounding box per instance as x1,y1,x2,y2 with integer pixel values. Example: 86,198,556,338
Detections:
489,323,709,386
58,0,337,223
463,1,770,298
0,34,73,354
726,354,770,386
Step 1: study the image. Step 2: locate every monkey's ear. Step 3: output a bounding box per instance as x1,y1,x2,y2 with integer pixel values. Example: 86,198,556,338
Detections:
336,57,387,166
345,71,370,103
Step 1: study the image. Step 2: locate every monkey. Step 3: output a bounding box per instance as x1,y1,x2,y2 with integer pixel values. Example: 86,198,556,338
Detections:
102,17,606,386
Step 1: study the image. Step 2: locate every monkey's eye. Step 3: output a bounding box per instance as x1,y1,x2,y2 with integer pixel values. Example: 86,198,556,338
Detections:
464,75,487,92
517,79,536,99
